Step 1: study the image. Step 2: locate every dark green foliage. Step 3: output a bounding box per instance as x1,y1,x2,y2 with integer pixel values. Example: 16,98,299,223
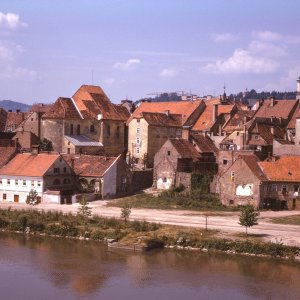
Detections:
239,205,260,234
120,202,131,224
77,196,92,223
39,138,53,151
26,189,40,206
191,173,212,192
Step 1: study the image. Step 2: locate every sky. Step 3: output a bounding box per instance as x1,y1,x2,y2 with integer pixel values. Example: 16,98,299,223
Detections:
0,0,300,104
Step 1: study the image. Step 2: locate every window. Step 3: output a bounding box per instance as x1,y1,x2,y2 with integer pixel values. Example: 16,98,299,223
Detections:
136,127,140,134
176,129,182,138
3,194,6,200
282,185,288,194
236,132,239,136
15,179,19,186
7,179,10,185
136,137,140,144
79,148,83,154
229,200,234,205
68,141,70,145
116,126,120,138
77,124,81,135
231,171,235,181
0,179,2,185
90,124,95,132
167,151,171,156
137,119,140,123
263,185,268,192
163,177,167,183
70,124,74,135
136,147,140,154
53,167,60,174
67,148,70,154
223,159,228,165
271,184,277,192
122,177,127,184
63,167,67,173
31,180,34,187
37,181,41,187
294,185,299,192
23,180,26,186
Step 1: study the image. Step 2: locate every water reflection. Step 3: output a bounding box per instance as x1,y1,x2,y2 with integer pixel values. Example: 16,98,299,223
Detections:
0,232,300,300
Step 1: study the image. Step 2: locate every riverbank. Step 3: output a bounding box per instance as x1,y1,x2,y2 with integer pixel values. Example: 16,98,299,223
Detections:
1,207,300,261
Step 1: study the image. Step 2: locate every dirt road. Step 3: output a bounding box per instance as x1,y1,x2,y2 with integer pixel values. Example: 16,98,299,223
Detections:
2,201,300,247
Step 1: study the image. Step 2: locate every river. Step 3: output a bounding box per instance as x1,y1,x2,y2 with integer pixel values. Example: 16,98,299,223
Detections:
0,232,299,300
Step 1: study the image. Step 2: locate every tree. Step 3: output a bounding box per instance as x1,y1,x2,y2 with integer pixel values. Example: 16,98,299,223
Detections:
120,202,131,224
39,138,53,151
77,196,92,224
26,189,40,205
239,205,259,235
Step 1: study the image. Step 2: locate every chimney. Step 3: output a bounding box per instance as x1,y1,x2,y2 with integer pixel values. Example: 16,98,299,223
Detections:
270,96,275,107
213,104,218,122
8,109,12,112
31,145,40,155
270,126,275,135
16,109,20,113
164,110,170,117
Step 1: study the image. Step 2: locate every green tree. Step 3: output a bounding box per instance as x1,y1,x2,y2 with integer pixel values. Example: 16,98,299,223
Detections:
26,189,40,205
39,138,53,151
239,205,259,235
77,196,92,224
120,202,131,224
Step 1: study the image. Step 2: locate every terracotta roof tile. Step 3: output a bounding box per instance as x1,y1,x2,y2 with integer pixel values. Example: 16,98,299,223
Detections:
192,101,236,131
29,103,53,114
238,155,266,180
191,134,219,155
168,138,200,161
254,99,298,120
42,97,80,119
141,112,182,127
248,123,285,145
127,100,203,126
0,108,7,131
223,110,255,133
63,154,117,177
5,111,25,131
259,156,300,182
0,153,60,177
0,147,17,168
72,85,130,121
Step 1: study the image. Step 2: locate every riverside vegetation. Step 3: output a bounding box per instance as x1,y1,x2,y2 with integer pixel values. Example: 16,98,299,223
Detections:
0,207,300,260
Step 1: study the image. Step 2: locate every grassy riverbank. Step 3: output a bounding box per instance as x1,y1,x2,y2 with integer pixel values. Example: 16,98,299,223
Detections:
108,190,239,211
0,207,300,260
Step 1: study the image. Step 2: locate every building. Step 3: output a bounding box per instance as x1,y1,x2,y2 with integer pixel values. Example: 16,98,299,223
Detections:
218,155,300,210
42,85,130,156
127,100,206,165
0,153,75,204
63,154,132,199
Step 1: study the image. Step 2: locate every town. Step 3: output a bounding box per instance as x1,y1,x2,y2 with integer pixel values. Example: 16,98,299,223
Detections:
0,77,300,212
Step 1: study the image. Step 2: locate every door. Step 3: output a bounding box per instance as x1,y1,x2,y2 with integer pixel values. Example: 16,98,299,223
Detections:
14,195,19,203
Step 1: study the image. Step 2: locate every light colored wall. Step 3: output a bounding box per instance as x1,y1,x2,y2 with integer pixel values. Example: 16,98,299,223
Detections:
102,159,117,198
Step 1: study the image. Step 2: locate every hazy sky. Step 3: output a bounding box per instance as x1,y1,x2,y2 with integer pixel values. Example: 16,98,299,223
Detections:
1,0,300,104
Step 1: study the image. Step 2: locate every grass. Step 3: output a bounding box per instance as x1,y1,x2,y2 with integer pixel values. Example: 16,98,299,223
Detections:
107,189,240,212
271,215,300,226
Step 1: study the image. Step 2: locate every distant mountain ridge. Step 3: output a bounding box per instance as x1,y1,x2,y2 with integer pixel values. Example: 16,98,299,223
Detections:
0,100,31,112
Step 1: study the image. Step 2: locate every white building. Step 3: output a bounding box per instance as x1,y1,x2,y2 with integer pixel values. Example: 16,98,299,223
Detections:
0,153,74,204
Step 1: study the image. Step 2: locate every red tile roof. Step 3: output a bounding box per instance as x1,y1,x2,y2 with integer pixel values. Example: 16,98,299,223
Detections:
223,110,255,133
191,134,219,155
259,156,300,182
238,155,266,180
29,103,53,114
63,154,118,177
0,147,17,168
192,101,236,131
5,111,25,131
72,85,130,121
168,138,200,161
248,123,285,145
254,99,298,120
127,100,203,126
141,112,182,127
0,153,60,177
287,101,300,129
42,97,81,119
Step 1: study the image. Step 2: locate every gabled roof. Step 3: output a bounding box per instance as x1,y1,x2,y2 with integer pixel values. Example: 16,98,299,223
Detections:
238,155,266,180
127,100,203,126
64,135,103,147
63,154,118,177
191,134,219,155
141,112,182,127
42,97,81,119
168,138,200,161
192,101,236,131
254,99,298,120
248,123,285,145
0,153,60,177
72,85,130,121
5,111,25,130
223,110,255,133
0,147,17,168
259,156,300,182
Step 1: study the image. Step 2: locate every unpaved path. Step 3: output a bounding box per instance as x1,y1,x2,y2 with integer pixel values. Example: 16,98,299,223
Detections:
2,201,300,247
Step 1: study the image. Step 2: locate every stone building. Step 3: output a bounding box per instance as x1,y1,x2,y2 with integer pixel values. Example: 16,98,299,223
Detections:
127,100,206,165
42,85,130,156
63,154,132,199
0,153,75,204
218,155,300,210
153,135,218,190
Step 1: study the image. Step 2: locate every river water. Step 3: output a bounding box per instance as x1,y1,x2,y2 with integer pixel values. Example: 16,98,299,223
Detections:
0,232,300,300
